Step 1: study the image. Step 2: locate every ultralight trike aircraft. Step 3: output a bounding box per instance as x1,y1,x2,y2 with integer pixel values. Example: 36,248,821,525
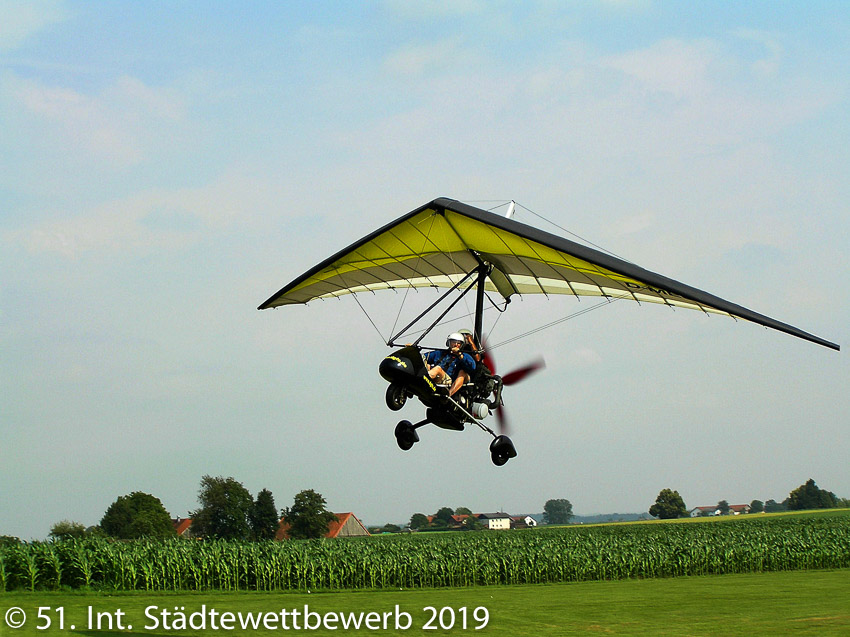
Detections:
259,198,839,466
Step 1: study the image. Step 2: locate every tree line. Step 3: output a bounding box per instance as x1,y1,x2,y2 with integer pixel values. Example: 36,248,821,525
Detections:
648,478,847,519
30,476,844,543
45,475,336,542
40,476,578,543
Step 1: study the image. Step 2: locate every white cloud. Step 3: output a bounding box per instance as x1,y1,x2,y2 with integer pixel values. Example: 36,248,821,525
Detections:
0,0,67,51
614,212,656,237
381,0,486,21
7,73,186,166
731,28,784,77
383,37,475,76
603,38,720,99
569,347,603,367
6,170,270,259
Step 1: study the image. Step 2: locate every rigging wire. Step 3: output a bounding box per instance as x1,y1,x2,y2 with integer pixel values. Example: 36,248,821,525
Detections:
352,294,388,344
389,213,438,339
346,199,631,351
388,289,510,345
469,199,636,266
514,201,637,265
488,295,624,351
346,283,622,353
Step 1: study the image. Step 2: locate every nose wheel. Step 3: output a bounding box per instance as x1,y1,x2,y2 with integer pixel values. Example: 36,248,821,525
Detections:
386,384,408,411
489,435,517,466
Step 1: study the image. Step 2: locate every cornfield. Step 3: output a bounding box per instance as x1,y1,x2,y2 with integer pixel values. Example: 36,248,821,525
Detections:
2,513,848,592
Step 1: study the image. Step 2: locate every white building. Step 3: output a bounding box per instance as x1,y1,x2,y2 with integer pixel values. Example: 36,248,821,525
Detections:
477,512,511,530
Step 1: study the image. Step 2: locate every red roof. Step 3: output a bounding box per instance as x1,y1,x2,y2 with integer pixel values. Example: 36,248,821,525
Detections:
172,518,193,536
276,512,370,540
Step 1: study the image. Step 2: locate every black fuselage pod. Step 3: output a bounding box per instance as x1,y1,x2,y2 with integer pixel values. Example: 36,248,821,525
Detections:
380,346,466,431
379,346,436,397
426,407,465,432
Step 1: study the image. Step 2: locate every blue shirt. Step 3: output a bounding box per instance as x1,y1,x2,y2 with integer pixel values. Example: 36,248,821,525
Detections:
425,349,476,378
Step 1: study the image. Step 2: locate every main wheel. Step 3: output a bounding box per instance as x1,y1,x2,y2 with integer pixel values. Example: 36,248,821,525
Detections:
491,452,509,466
394,420,419,451
385,384,407,411
489,435,517,466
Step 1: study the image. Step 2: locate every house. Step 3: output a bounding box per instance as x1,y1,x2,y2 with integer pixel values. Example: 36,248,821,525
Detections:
172,517,194,537
477,512,511,530
510,515,538,529
424,514,471,529
690,506,717,517
451,514,472,527
690,504,752,517
276,512,370,540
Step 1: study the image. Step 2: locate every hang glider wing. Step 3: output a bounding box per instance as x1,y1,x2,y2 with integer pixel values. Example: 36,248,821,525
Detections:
259,197,839,351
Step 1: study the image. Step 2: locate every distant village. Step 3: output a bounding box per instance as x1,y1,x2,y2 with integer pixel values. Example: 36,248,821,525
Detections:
32,478,842,544
172,511,544,539
170,504,761,540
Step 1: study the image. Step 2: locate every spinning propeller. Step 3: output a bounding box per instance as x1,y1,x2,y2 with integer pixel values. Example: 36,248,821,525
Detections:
480,339,545,434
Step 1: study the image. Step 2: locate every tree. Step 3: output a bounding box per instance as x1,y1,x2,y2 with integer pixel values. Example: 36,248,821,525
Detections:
717,500,730,516
250,488,279,540
101,492,175,539
281,489,337,540
190,475,254,540
433,507,455,525
764,499,787,513
787,479,838,511
409,513,429,530
543,499,573,525
49,520,87,541
750,499,764,513
649,489,687,520
455,507,473,515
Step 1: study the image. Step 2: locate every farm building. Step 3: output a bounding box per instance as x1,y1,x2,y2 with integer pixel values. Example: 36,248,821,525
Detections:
477,512,511,530
170,513,369,539
729,504,751,515
690,506,718,517
424,514,475,529
171,517,195,537
690,504,752,517
510,515,538,529
276,512,370,540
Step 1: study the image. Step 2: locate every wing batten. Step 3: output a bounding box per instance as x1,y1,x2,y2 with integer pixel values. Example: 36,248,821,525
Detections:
259,197,839,351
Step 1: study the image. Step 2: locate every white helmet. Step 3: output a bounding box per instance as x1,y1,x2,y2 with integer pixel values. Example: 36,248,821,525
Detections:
446,332,464,347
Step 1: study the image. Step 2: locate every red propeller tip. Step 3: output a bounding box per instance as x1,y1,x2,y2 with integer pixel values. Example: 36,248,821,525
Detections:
501,358,546,385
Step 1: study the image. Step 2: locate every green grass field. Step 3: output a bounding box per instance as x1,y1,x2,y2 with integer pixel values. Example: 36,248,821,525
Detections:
2,569,849,636
2,511,848,634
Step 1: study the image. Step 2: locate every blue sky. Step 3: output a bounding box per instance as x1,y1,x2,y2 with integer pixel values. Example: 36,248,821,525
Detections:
2,1,848,540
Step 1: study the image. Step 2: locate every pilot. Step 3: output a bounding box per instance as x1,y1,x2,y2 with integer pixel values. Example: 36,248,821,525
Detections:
424,332,477,396
457,328,482,363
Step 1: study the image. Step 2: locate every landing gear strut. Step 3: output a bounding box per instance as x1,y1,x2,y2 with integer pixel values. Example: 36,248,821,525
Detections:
392,411,518,466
